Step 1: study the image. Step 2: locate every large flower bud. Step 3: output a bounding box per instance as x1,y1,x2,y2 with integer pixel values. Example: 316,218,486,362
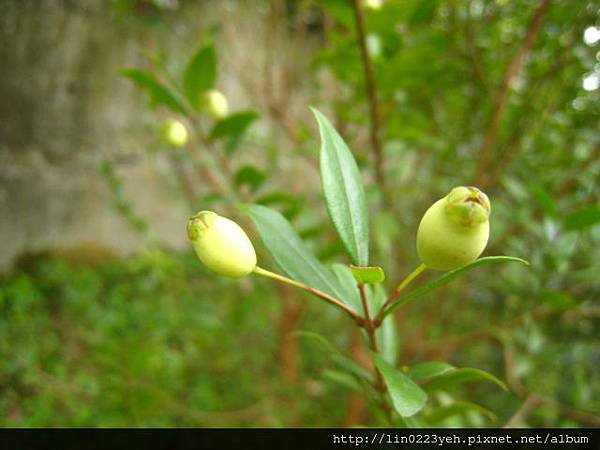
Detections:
202,89,229,120
416,186,491,271
187,211,256,277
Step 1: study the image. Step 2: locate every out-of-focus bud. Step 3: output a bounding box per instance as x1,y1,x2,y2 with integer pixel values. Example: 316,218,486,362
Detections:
161,119,189,147
187,211,256,277
364,0,384,11
202,89,229,120
416,186,491,271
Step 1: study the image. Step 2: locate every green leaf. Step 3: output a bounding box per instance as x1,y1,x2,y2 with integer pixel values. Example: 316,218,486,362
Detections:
372,353,428,417
322,369,362,393
423,368,507,392
351,265,386,284
234,165,266,193
331,264,363,314
295,331,373,383
210,111,259,140
183,44,216,108
311,107,369,266
410,0,438,25
425,401,497,424
563,207,600,231
241,204,354,310
121,69,187,114
382,256,529,318
407,362,455,382
255,192,304,220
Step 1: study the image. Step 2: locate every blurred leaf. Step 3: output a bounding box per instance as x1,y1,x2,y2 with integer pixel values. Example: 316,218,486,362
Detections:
210,111,259,140
410,0,438,25
322,369,362,392
425,401,497,424
234,165,266,193
563,207,600,231
351,265,386,284
240,204,354,310
255,192,303,221
539,290,574,310
372,353,428,417
183,44,216,109
407,362,455,382
211,112,259,139
311,107,369,266
531,185,558,217
423,368,507,392
295,331,373,383
121,69,187,114
383,257,530,318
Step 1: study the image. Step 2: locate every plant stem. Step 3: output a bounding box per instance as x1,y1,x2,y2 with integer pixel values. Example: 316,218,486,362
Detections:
358,283,393,424
374,263,427,326
351,0,390,208
253,266,361,322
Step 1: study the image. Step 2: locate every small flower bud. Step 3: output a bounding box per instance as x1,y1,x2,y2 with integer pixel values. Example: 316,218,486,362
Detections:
202,89,229,120
364,0,384,10
161,119,189,147
187,211,257,277
416,186,491,271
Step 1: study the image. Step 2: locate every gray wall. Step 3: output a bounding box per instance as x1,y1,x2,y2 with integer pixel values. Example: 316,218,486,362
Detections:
0,0,317,271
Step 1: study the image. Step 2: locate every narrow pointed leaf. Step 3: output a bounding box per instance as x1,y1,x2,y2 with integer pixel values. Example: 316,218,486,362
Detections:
423,368,507,392
382,256,529,318
183,44,216,109
372,353,428,417
121,69,188,114
407,362,455,382
311,107,369,266
241,204,354,311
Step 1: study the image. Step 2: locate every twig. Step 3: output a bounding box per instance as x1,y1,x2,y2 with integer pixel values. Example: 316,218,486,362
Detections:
351,0,389,206
475,0,552,188
253,266,361,322
358,283,393,423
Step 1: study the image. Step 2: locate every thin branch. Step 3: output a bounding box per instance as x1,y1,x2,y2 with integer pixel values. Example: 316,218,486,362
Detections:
475,0,552,188
253,266,362,322
352,0,389,206
358,282,393,423
374,263,427,326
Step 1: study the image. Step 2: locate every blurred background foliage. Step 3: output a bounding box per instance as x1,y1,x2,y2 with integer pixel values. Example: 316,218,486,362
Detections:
1,0,599,427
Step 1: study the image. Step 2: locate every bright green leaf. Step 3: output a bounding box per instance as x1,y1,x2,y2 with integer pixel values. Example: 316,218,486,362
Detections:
183,44,216,108
407,362,455,382
240,204,355,311
382,256,529,318
351,265,386,284
372,353,428,417
311,107,370,266
121,69,187,114
423,368,507,392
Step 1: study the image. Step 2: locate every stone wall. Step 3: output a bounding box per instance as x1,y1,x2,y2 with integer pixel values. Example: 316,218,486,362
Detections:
0,0,319,271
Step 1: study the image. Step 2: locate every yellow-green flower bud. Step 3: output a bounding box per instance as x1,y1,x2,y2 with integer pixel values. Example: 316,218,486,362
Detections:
161,119,189,147
187,211,257,277
416,186,491,271
364,0,384,10
202,89,229,120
